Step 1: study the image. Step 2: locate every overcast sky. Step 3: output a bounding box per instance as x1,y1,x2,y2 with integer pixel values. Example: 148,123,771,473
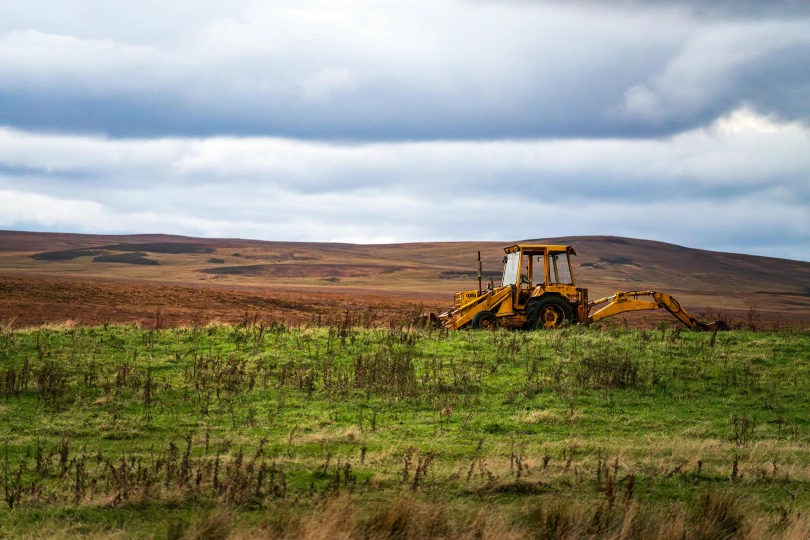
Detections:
0,0,808,260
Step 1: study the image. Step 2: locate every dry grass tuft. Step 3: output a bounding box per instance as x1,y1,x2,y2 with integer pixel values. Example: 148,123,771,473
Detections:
689,491,747,540
363,495,451,539
521,409,560,425
474,479,551,495
784,513,810,540
183,510,235,540
520,498,586,539
294,494,358,540
343,426,361,442
464,511,525,540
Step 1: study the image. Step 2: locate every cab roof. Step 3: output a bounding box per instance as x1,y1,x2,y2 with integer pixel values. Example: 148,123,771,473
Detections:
504,244,576,255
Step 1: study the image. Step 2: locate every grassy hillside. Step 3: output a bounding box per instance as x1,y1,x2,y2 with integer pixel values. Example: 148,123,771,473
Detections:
1,322,810,538
2,231,809,319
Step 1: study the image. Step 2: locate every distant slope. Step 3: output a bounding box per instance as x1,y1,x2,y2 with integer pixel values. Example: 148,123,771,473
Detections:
1,230,808,315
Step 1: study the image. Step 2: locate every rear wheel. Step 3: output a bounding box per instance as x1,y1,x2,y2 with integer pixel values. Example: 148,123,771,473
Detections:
527,297,575,330
471,310,499,330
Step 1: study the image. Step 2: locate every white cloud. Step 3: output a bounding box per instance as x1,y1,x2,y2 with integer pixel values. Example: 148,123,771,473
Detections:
6,105,804,194
715,107,782,133
0,30,177,93
0,128,183,173
616,20,810,124
0,190,105,227
301,68,357,103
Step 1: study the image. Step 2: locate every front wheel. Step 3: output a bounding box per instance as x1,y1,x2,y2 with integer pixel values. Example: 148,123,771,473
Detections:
471,310,499,330
527,297,575,330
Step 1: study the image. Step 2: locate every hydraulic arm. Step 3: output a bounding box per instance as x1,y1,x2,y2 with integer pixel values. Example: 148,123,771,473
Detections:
587,290,726,331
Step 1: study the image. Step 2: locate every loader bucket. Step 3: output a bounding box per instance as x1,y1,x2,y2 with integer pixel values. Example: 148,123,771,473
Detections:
418,312,440,327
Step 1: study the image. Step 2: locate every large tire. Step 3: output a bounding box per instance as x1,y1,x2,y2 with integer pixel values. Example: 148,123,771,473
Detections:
527,297,575,330
471,310,499,330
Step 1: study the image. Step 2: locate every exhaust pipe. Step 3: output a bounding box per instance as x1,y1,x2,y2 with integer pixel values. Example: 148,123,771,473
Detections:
477,251,482,294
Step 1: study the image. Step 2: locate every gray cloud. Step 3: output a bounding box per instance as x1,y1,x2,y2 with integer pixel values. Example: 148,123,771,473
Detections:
0,1,809,139
520,0,810,19
613,0,810,19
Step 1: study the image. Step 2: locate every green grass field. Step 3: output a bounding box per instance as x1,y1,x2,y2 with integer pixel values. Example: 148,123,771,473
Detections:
1,320,810,538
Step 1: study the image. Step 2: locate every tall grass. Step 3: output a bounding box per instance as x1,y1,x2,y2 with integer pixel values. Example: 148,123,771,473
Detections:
0,318,808,537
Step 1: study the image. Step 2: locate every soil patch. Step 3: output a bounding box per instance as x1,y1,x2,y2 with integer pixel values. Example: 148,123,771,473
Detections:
98,242,214,254
200,263,404,278
31,249,104,261
92,252,159,265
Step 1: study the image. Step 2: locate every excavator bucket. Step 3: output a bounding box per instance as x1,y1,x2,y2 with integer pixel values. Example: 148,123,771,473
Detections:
697,320,730,332
653,292,729,331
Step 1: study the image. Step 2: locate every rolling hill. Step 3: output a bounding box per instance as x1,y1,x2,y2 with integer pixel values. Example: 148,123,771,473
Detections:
0,230,808,327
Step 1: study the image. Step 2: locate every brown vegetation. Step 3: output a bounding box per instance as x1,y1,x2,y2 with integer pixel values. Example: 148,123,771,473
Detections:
0,275,422,328
0,230,808,329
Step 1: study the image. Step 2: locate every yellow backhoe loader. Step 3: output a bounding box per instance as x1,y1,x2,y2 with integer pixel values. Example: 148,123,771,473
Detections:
433,244,726,331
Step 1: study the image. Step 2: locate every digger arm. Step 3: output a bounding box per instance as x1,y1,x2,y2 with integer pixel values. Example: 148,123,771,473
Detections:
587,290,701,328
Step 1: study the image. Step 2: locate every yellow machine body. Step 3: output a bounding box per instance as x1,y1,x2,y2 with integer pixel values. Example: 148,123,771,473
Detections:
437,244,723,331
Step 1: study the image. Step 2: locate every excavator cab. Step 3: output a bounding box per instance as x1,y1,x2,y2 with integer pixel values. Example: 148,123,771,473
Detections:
503,246,578,313
440,244,586,330
434,243,726,331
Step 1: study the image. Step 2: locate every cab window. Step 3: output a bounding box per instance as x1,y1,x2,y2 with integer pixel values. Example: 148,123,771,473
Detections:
532,255,544,287
502,252,520,287
549,252,573,285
